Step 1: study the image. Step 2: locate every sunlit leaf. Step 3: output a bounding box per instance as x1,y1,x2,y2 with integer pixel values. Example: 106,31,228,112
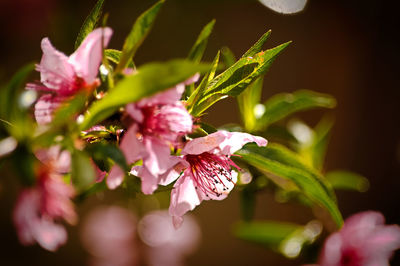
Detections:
80,60,210,130
85,142,129,172
254,90,336,131
326,170,369,192
187,51,220,108
242,30,271,58
236,144,343,227
115,0,164,73
74,0,105,50
0,63,35,121
71,150,96,191
237,77,264,131
233,220,300,247
104,49,135,68
191,41,290,116
188,19,215,63
221,46,236,68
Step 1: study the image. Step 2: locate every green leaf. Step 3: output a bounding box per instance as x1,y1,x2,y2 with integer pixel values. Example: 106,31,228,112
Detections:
51,92,88,128
240,188,256,221
104,49,135,68
255,90,336,131
0,63,35,121
191,41,291,117
236,144,343,227
233,220,300,247
74,0,105,50
187,51,220,109
307,117,334,169
76,179,107,202
326,170,369,192
71,150,96,191
115,0,164,73
242,30,271,58
80,60,210,130
221,46,236,68
237,77,263,131
188,19,215,63
85,142,129,171
234,220,323,258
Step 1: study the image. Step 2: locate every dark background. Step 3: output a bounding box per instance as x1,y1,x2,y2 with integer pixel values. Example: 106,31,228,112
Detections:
0,0,399,265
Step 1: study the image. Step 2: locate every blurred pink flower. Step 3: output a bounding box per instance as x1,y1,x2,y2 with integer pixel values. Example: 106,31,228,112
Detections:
107,74,199,192
27,27,112,124
319,211,400,266
13,163,76,251
168,130,267,228
80,206,138,266
138,210,201,266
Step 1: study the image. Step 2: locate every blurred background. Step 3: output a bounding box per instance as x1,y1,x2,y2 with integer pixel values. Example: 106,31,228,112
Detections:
0,0,399,265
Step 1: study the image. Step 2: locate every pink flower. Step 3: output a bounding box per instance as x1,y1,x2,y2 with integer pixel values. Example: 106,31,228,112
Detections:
107,75,199,192
318,211,400,266
13,164,76,251
168,130,267,228
80,206,138,266
27,27,113,124
138,210,201,266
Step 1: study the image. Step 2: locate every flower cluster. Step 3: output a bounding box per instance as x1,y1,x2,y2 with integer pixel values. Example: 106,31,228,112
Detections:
14,27,267,251
5,2,399,264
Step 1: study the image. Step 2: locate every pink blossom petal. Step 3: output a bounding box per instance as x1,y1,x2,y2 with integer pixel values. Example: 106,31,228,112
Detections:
181,131,227,155
126,103,144,123
319,211,400,266
34,94,64,125
161,105,193,134
120,125,144,163
182,131,267,155
35,145,71,174
39,38,75,90
218,131,268,155
13,189,68,251
107,165,125,190
33,217,68,252
143,137,177,177
169,172,203,229
131,165,159,195
157,159,187,186
68,27,113,83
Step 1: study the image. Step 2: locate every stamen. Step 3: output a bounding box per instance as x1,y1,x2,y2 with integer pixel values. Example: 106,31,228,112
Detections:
185,152,239,198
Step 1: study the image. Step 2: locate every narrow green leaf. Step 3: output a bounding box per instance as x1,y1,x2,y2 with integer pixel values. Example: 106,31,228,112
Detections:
0,63,35,120
187,51,220,109
71,150,96,191
308,116,334,169
191,41,291,116
255,90,336,131
233,220,300,247
104,49,135,68
237,77,264,131
242,30,271,58
115,0,164,73
85,142,129,171
236,144,343,227
188,19,215,62
51,92,88,127
74,0,105,50
80,60,210,130
240,188,256,221
221,46,236,68
326,170,369,192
